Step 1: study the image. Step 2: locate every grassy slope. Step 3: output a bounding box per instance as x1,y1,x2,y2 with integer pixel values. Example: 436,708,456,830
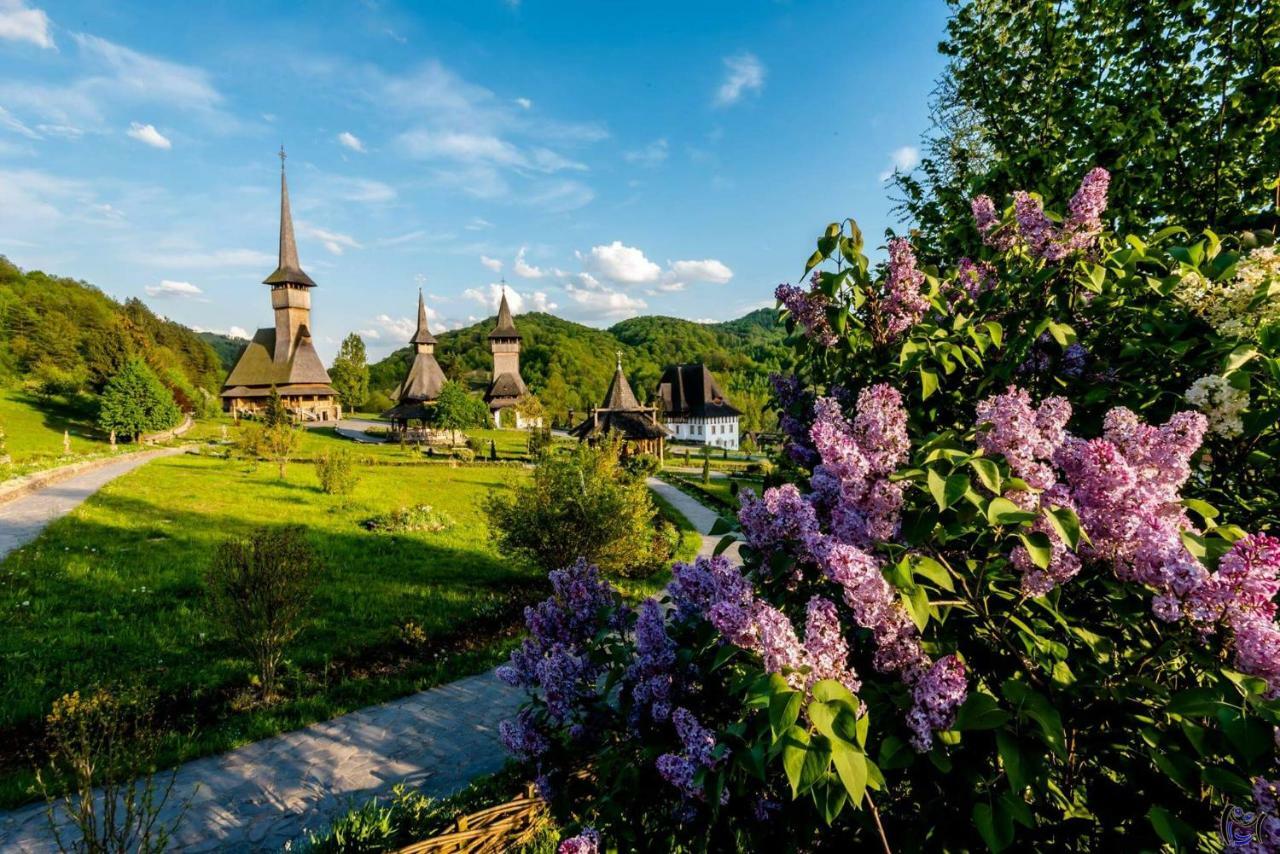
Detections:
0,390,110,461
0,452,540,806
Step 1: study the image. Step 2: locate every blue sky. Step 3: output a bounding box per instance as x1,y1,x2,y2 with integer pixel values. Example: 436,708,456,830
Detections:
0,0,949,359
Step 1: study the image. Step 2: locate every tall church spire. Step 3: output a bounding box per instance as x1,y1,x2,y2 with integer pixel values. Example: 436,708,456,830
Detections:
263,146,316,287
410,288,436,346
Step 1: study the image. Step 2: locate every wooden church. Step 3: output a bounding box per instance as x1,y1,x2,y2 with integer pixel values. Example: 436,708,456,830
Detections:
221,150,341,422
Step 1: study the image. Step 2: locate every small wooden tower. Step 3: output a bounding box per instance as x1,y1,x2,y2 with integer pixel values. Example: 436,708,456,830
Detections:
484,287,529,424
384,290,447,429
570,353,668,460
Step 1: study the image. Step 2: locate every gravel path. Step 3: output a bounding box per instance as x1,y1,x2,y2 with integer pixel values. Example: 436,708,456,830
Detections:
0,448,186,561
0,469,732,852
646,476,741,560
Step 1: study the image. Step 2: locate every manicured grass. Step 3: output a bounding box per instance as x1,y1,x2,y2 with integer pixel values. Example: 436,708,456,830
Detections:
0,454,543,807
685,476,764,510
0,390,111,464
614,491,703,601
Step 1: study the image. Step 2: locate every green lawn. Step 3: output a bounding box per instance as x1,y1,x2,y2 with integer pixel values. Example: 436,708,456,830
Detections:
0,453,542,807
671,475,764,512
0,390,112,465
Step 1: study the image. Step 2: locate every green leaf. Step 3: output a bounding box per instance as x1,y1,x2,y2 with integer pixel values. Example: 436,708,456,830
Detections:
708,517,733,536
1043,505,1083,550
1166,687,1224,717
928,468,968,510
901,506,938,545
984,321,1003,348
830,739,868,808
1181,498,1220,523
815,781,847,825
808,700,840,741
1003,680,1065,757
987,497,1036,526
953,692,1011,731
973,802,1012,852
1203,766,1253,799
911,555,955,592
800,734,832,794
919,366,938,400
1017,531,1053,570
781,725,810,798
901,585,931,632
969,457,1002,494
712,533,738,556
1148,805,1196,850
770,690,802,738
996,731,1026,793
1225,344,1259,374
811,679,858,710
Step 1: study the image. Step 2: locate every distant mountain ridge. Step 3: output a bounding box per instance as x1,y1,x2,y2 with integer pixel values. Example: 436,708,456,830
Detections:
367,307,786,422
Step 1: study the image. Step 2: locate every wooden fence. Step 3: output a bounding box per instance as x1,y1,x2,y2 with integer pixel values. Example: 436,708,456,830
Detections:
396,785,548,854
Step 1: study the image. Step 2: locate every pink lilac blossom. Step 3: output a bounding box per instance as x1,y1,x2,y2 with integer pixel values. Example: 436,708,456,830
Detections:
558,828,601,854
1062,167,1110,251
904,655,968,751
670,555,759,647
776,272,837,347
803,597,861,694
627,598,678,724
971,169,1111,261
952,257,997,301
972,195,1015,251
878,238,930,344
1014,191,1059,260
737,483,820,555
974,386,1071,491
753,602,807,684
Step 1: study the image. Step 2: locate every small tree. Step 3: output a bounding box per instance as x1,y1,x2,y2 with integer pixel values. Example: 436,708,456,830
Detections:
36,688,184,854
489,439,498,461
485,436,668,577
314,449,360,497
701,447,711,484
329,333,369,413
97,359,181,442
204,526,316,700
261,387,288,428
263,423,300,479
514,393,546,429
431,381,489,444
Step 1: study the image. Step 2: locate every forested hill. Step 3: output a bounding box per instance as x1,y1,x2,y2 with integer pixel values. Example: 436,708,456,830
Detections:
368,307,788,425
0,257,224,404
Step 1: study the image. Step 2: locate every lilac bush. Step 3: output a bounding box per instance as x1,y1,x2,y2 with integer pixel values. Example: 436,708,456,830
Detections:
498,170,1280,851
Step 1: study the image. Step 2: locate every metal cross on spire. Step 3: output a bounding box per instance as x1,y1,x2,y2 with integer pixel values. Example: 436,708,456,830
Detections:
278,144,286,171
616,350,623,370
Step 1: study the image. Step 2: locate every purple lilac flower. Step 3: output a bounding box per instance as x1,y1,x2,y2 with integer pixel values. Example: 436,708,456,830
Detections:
972,195,1015,251
776,272,837,347
558,828,601,854
905,655,968,751
1061,343,1089,379
499,708,550,759
974,386,1070,491
738,484,820,555
1014,191,1060,259
953,257,997,301
803,597,860,694
753,602,807,685
878,238,929,344
770,372,820,467
671,555,759,647
657,708,728,803
627,598,677,724
1062,167,1110,251
972,169,1110,260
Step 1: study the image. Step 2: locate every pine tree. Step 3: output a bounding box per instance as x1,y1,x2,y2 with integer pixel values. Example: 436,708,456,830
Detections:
329,333,369,412
97,359,181,442
262,387,288,428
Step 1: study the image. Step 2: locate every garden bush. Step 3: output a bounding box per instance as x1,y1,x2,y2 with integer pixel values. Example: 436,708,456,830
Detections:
621,453,660,478
315,449,361,497
496,171,1280,851
361,504,454,534
204,526,317,701
485,437,672,579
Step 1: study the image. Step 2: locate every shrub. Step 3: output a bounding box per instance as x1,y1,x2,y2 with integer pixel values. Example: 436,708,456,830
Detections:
621,452,660,478
466,435,486,455
485,437,669,578
204,526,317,700
496,171,1280,850
527,428,553,457
263,423,300,479
489,439,498,461
361,504,453,534
315,449,361,497
36,688,184,854
362,390,394,415
455,447,475,464
700,450,710,484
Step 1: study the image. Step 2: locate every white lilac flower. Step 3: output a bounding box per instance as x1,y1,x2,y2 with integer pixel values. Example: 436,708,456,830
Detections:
1185,374,1248,438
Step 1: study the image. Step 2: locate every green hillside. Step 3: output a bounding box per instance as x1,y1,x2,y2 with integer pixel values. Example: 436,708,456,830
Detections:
367,307,788,427
198,331,248,374
0,257,224,400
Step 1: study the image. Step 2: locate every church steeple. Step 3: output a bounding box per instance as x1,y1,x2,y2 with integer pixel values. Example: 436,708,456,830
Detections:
409,289,437,352
263,146,316,288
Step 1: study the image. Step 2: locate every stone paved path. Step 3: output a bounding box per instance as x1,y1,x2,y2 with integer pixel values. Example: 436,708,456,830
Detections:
0,471,732,852
0,448,186,561
647,477,741,560
0,672,524,853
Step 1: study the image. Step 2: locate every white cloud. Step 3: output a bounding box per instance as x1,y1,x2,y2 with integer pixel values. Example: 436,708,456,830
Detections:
668,258,733,285
513,246,544,278
300,224,361,255
373,314,416,340
0,105,39,138
623,138,668,167
462,283,556,315
126,121,171,149
480,255,503,272
515,97,532,110
879,145,920,181
331,176,395,203
715,53,765,106
564,283,647,322
357,328,381,339
466,217,493,231
0,0,54,49
579,241,661,285
145,279,201,298
337,131,366,153
229,326,249,339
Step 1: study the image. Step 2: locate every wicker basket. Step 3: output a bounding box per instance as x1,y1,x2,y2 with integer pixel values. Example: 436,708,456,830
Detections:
396,785,548,854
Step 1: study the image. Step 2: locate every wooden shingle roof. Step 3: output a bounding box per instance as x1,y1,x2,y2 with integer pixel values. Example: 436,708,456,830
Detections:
488,291,521,339
223,327,334,390
656,363,741,418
